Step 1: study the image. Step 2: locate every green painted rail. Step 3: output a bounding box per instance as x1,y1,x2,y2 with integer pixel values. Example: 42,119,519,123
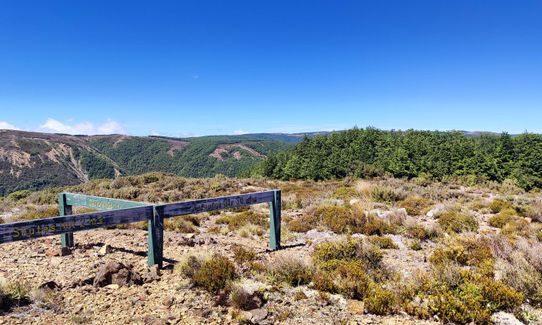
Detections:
0,190,281,269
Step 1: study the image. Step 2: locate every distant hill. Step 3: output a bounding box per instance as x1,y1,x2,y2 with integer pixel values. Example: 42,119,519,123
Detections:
0,130,301,196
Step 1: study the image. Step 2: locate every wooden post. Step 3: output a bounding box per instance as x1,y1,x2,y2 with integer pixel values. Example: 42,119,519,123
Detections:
269,190,281,250
58,193,75,248
147,206,164,268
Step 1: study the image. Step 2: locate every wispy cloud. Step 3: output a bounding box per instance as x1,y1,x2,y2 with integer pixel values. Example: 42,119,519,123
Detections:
0,121,19,130
233,129,248,135
39,118,125,135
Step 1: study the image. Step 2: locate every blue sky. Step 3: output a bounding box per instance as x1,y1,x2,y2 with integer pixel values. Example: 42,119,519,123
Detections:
0,1,541,136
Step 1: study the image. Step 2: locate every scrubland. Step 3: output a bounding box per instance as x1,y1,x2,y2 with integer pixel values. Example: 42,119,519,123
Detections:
1,172,541,324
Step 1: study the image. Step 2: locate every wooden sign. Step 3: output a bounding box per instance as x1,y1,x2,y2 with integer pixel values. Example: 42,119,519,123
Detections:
0,190,281,269
159,191,275,217
0,206,153,243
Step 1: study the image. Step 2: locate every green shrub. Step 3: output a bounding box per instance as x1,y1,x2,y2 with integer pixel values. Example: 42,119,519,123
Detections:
428,271,523,324
368,236,398,249
287,214,318,233
313,260,370,300
370,186,404,203
267,255,313,286
215,210,267,229
312,237,387,299
232,245,256,264
501,219,536,239
7,190,32,201
16,206,59,221
313,238,362,264
438,210,478,233
317,205,361,234
175,254,203,279
489,199,512,214
488,208,517,228
332,187,359,200
0,281,31,311
405,224,437,241
365,284,396,315
362,214,397,235
399,196,431,216
193,255,237,293
164,217,199,233
429,236,493,270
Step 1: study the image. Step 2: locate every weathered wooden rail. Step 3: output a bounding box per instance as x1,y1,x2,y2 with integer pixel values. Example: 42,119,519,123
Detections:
0,190,281,268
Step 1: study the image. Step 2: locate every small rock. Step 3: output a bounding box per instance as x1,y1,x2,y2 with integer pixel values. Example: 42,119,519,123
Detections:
93,261,143,287
105,284,120,290
46,246,71,257
249,308,268,323
143,265,161,283
162,296,174,308
491,311,523,325
98,244,112,256
347,299,364,315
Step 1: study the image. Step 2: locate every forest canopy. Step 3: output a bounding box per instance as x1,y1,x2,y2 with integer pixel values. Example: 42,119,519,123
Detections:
254,128,542,190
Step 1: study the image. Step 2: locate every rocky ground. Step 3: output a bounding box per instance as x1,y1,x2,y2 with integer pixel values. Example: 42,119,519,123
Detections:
0,175,541,324
0,226,435,324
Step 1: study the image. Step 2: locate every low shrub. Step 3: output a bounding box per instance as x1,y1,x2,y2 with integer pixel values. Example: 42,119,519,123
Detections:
400,266,523,324
332,187,359,200
15,206,59,221
232,245,256,264
312,237,387,299
370,186,404,203
488,208,517,228
164,216,199,233
313,238,362,264
430,236,494,269
501,219,536,239
266,255,313,286
524,199,542,222
318,205,362,234
215,210,267,230
405,224,438,241
428,271,523,324
193,255,237,293
399,196,431,216
362,214,398,235
364,284,397,315
287,214,318,233
7,190,32,201
176,254,237,293
489,199,512,214
313,260,370,300
368,236,398,249
492,237,542,304
0,281,31,311
437,210,478,233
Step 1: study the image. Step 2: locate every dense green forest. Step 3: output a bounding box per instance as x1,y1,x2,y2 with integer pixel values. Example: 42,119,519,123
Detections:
90,136,290,178
254,128,542,190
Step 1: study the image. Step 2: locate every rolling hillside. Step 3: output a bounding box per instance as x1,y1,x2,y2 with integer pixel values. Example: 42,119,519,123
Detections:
0,130,295,196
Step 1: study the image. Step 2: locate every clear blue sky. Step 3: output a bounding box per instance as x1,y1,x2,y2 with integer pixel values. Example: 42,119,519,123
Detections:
1,1,541,136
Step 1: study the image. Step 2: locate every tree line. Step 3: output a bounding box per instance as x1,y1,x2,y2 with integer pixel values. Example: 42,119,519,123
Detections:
253,128,542,190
